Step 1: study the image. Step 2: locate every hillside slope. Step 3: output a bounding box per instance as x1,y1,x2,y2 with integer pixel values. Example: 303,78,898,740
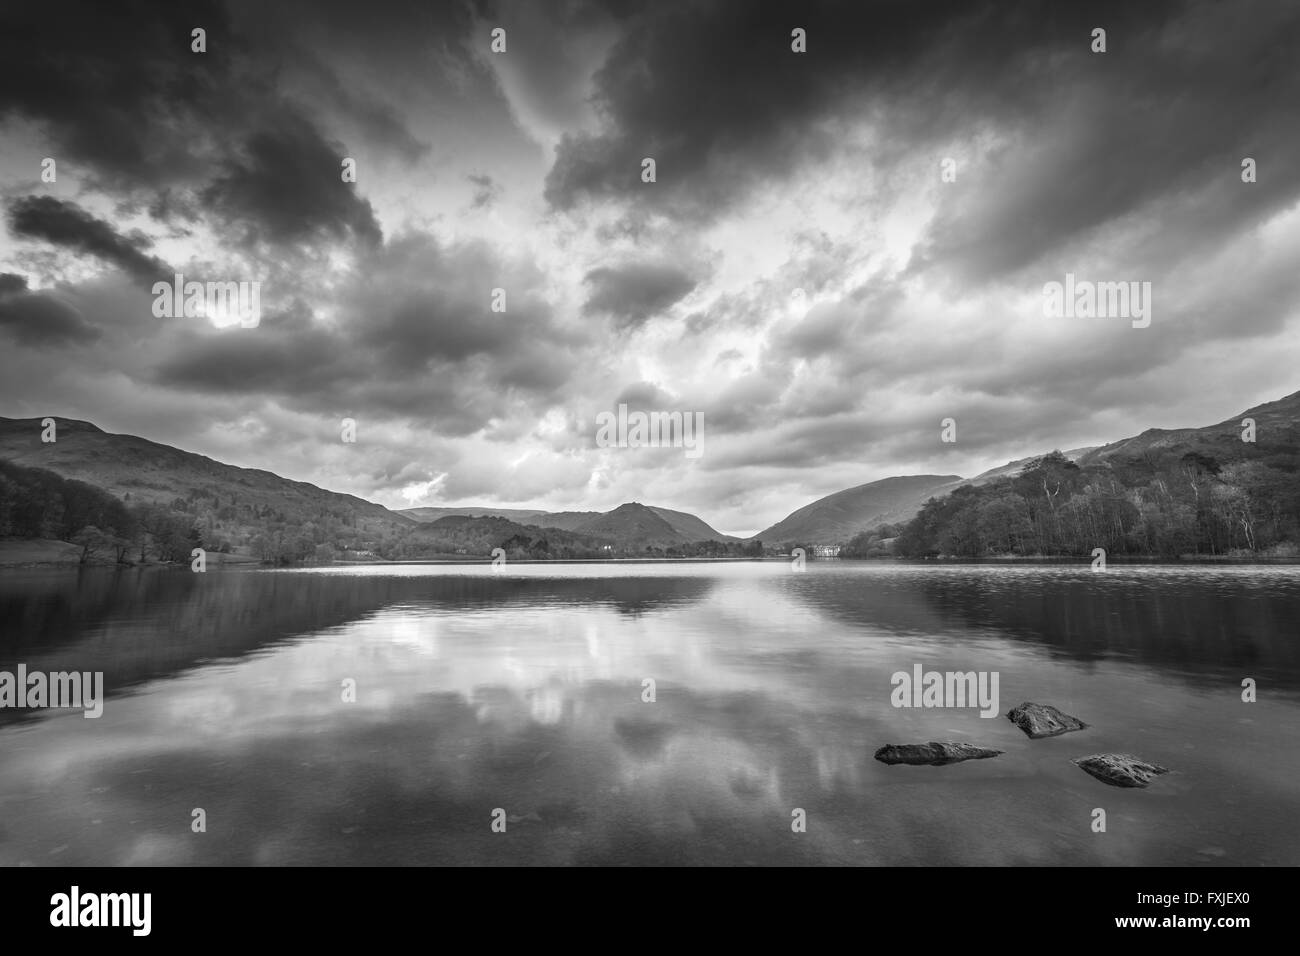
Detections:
403,503,738,542
755,475,964,543
0,416,413,553
567,502,692,547
400,506,549,523
1078,389,1300,469
894,389,1300,558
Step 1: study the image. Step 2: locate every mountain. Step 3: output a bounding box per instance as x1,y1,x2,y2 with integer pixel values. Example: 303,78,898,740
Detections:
0,416,413,553
755,475,964,544
894,389,1300,558
0,416,746,562
645,506,740,542
755,390,1300,550
406,514,610,557
563,502,692,548
401,508,756,559
403,503,739,542
967,447,1095,485
401,506,549,523
510,510,601,531
15,389,1293,564
1078,389,1300,468
540,505,738,542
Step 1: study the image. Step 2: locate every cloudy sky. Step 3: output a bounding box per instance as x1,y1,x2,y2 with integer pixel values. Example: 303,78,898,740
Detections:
1,0,1298,536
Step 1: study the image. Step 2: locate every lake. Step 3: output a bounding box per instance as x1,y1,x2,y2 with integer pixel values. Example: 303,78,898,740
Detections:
1,561,1297,866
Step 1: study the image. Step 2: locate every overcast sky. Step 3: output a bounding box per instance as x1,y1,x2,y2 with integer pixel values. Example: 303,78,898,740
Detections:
2,0,1298,536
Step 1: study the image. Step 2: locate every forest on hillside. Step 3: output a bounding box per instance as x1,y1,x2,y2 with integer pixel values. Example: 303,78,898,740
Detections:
387,514,766,560
0,460,769,564
890,449,1300,558
0,459,346,564
0,459,200,563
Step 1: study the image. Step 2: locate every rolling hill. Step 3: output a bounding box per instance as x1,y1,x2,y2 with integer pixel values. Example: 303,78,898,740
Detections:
401,506,549,523
526,510,603,531
407,514,611,557
752,391,1300,548
645,505,740,542
754,474,964,544
0,416,414,548
1077,389,1300,469
966,447,1095,485
893,388,1300,558
12,389,1294,562
0,416,743,560
563,502,699,548
403,502,738,543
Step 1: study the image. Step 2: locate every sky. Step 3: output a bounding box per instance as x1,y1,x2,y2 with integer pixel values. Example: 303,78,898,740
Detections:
1,0,1298,537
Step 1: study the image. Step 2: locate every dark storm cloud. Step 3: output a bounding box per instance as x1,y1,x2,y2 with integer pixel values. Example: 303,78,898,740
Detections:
147,189,202,226
202,109,383,249
0,0,238,190
0,278,100,347
910,1,1300,284
233,0,479,80
147,233,588,434
544,0,1127,213
583,262,698,331
151,320,344,393
352,236,581,369
0,0,392,254
288,52,431,165
541,0,1300,287
6,197,170,283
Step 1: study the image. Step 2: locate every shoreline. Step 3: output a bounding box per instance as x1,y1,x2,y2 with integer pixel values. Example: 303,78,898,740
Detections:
6,554,1300,570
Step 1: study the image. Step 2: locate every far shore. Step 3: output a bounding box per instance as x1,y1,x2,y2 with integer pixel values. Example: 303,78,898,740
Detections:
0,538,261,569
4,537,1299,571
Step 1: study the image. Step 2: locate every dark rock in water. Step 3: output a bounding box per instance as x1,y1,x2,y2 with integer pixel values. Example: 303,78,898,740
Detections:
1073,754,1169,788
874,742,1003,766
1006,701,1088,738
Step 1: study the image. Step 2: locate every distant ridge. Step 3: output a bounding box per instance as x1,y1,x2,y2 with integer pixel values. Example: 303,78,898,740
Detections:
401,502,738,543
0,416,409,540
401,506,549,523
7,386,1298,558
754,475,964,544
966,447,1095,485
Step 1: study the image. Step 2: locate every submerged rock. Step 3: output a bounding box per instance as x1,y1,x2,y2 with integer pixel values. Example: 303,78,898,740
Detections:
1073,753,1169,788
1006,702,1088,738
874,742,1003,766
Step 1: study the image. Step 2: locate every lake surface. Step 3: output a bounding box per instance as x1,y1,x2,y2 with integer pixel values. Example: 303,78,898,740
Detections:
1,561,1298,866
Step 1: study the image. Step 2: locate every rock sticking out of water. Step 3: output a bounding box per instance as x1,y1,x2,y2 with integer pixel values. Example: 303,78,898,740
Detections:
874,742,1003,766
1072,753,1169,788
1006,701,1088,738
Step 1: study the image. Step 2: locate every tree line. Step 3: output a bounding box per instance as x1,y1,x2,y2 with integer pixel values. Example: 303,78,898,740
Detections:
890,449,1300,558
0,462,771,565
0,460,202,563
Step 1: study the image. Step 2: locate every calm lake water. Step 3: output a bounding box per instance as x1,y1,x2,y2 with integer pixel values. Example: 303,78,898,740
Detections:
1,561,1298,866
